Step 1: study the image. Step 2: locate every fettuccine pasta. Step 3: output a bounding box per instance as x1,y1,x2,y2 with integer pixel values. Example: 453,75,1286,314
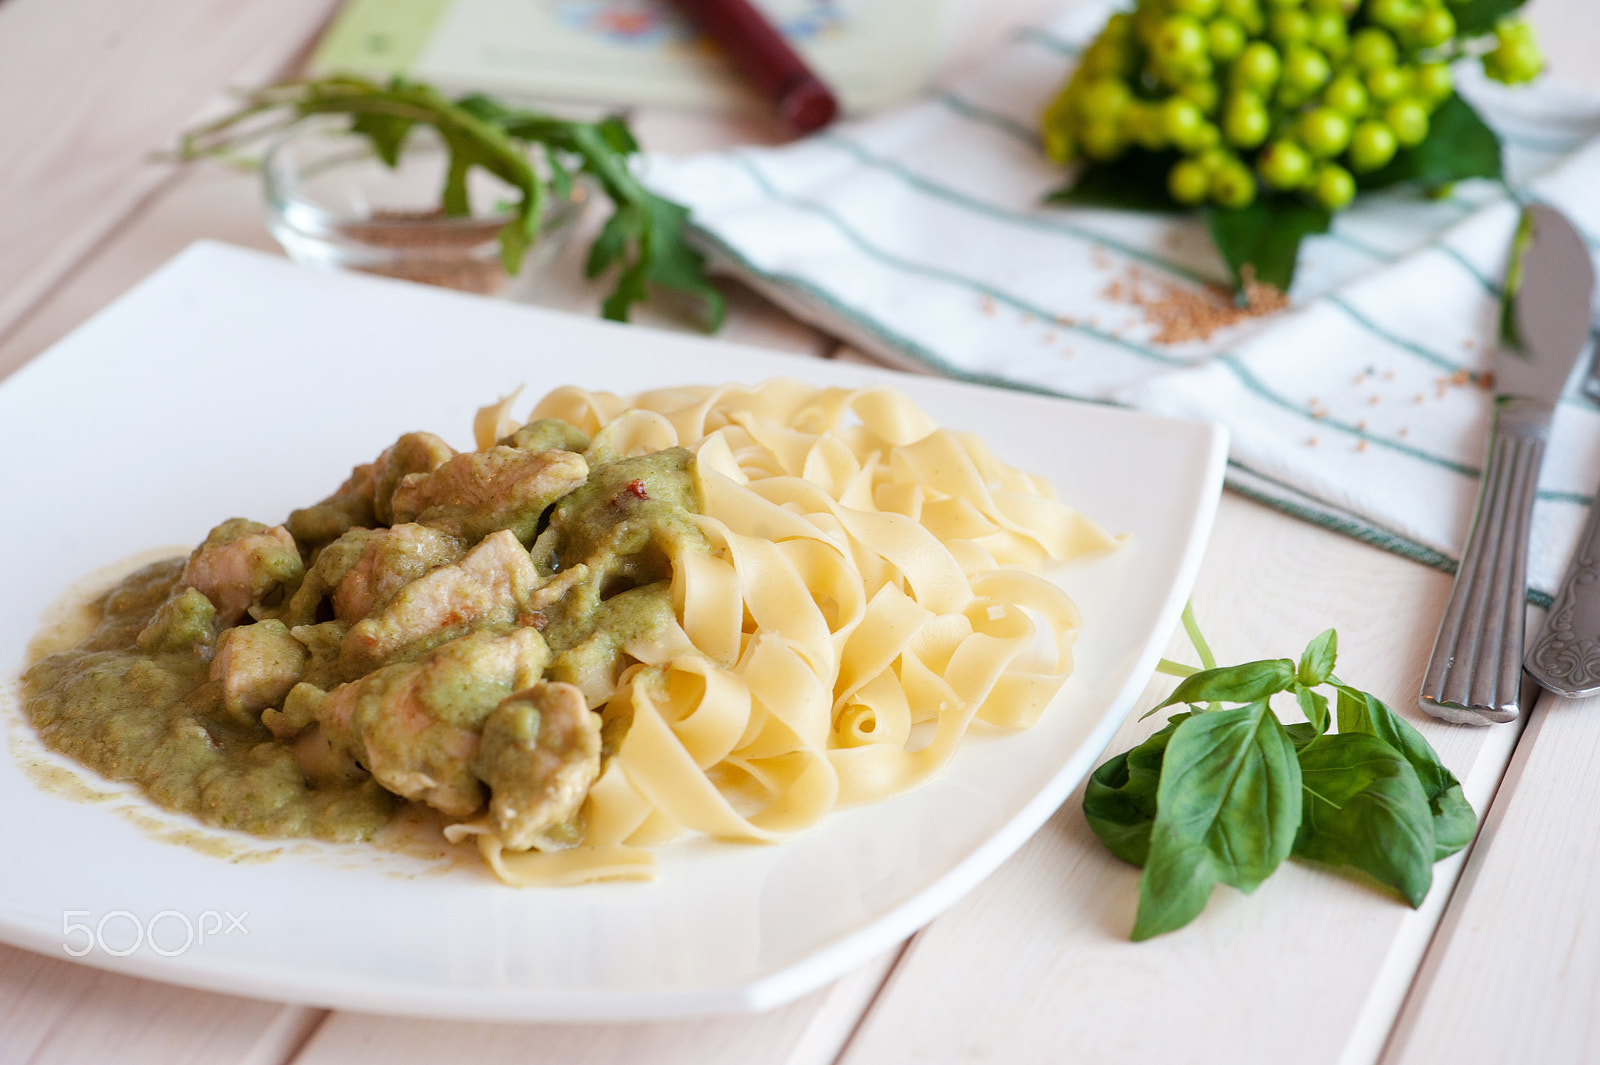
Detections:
450,379,1118,884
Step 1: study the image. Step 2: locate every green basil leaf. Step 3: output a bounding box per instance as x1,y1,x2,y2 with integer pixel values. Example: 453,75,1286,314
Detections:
1083,712,1191,866
1156,659,1296,710
1334,686,1477,859
1131,702,1302,939
1046,149,1186,213
1294,683,1330,736
1298,628,1337,686
1205,196,1332,292
1451,0,1529,37
1285,721,1319,748
1355,94,1502,192
1293,732,1435,906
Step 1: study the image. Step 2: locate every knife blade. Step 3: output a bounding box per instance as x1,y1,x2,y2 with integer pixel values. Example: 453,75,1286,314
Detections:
1420,202,1596,724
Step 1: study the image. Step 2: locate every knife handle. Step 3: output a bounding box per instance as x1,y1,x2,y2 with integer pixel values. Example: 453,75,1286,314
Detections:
1420,398,1551,724
1525,469,1600,696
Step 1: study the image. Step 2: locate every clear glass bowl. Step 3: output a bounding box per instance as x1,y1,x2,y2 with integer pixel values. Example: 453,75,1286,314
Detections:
263,121,582,296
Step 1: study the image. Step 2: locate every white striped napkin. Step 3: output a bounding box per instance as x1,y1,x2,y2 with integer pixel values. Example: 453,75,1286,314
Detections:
641,2,1600,599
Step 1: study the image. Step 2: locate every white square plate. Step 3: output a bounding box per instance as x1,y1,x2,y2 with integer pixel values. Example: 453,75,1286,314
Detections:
0,243,1226,1020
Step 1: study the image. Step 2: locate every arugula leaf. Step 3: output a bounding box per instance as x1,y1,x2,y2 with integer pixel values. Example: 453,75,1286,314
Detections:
1451,0,1530,37
1155,658,1296,711
1293,733,1435,905
1334,686,1477,859
1356,94,1503,193
1132,702,1302,940
1047,149,1187,213
177,76,724,330
1083,712,1191,866
1205,197,1332,292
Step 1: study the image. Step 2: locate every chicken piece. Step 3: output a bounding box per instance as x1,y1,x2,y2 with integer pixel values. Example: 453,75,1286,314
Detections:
332,523,465,622
282,528,381,627
390,446,588,546
371,432,456,524
286,462,379,548
317,628,549,816
182,519,304,627
340,530,557,673
476,681,601,851
209,620,308,727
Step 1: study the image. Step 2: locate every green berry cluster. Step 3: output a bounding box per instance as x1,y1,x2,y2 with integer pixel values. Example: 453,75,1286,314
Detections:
1042,0,1543,213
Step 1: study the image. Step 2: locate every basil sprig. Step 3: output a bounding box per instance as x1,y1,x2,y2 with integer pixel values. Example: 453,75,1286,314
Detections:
177,76,725,330
1085,609,1475,940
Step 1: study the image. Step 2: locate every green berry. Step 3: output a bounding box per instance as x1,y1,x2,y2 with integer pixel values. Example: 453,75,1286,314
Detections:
1282,44,1332,95
1412,7,1455,48
1075,77,1133,120
1209,17,1248,61
1415,61,1454,104
1155,14,1209,68
1323,72,1369,116
1128,103,1170,150
1311,163,1356,209
1365,65,1410,102
1211,161,1258,208
1197,147,1234,172
1083,37,1137,78
1162,96,1209,149
1266,0,1304,8
1233,41,1282,91
1079,119,1125,160
1348,119,1398,170
1223,90,1271,147
1269,8,1313,43
1172,0,1221,17
1221,0,1266,33
1180,78,1222,114
1368,0,1419,32
1169,159,1212,204
1484,24,1545,84
1258,140,1314,188
1194,121,1223,150
1385,99,1429,146
1350,27,1398,72
1309,12,1349,58
1299,106,1352,157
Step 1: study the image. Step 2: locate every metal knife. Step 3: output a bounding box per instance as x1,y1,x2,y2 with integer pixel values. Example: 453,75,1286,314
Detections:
1420,202,1596,725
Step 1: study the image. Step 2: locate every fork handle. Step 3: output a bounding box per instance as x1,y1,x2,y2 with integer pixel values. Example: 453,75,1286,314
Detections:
1420,398,1551,725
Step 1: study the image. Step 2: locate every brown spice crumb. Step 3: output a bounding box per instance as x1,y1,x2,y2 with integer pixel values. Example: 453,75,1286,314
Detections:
1353,373,1368,385
1399,427,1410,437
1356,419,1368,431
1383,370,1396,381
1450,369,1471,386
1045,330,1058,343
1356,440,1369,452
1061,348,1076,359
1307,436,1319,447
1021,312,1035,325
1095,263,1288,344
980,296,996,316
1463,338,1476,350
1414,394,1426,404
1478,372,1495,391
1368,394,1382,406
1056,314,1077,327
1313,408,1328,419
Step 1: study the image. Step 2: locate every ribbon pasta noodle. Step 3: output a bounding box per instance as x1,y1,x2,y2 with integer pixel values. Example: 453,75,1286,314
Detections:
451,380,1119,884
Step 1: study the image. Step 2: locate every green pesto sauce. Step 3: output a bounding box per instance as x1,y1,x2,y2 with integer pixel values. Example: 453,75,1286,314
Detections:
21,440,705,845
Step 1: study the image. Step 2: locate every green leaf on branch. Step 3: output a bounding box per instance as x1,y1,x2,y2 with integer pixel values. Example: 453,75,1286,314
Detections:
1046,148,1187,213
1357,94,1503,193
1298,628,1337,686
1154,658,1296,712
1334,686,1477,859
1450,0,1530,37
1293,733,1435,905
1131,702,1302,940
1084,713,1191,866
1205,197,1333,292
175,76,724,330
1294,684,1330,736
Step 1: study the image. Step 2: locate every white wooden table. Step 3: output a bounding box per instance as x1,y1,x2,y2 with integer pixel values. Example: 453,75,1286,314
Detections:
3,1,1598,1062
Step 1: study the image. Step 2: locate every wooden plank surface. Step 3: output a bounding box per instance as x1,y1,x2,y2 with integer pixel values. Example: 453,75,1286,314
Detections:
834,494,1523,1065
0,0,343,347
1382,691,1600,1065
